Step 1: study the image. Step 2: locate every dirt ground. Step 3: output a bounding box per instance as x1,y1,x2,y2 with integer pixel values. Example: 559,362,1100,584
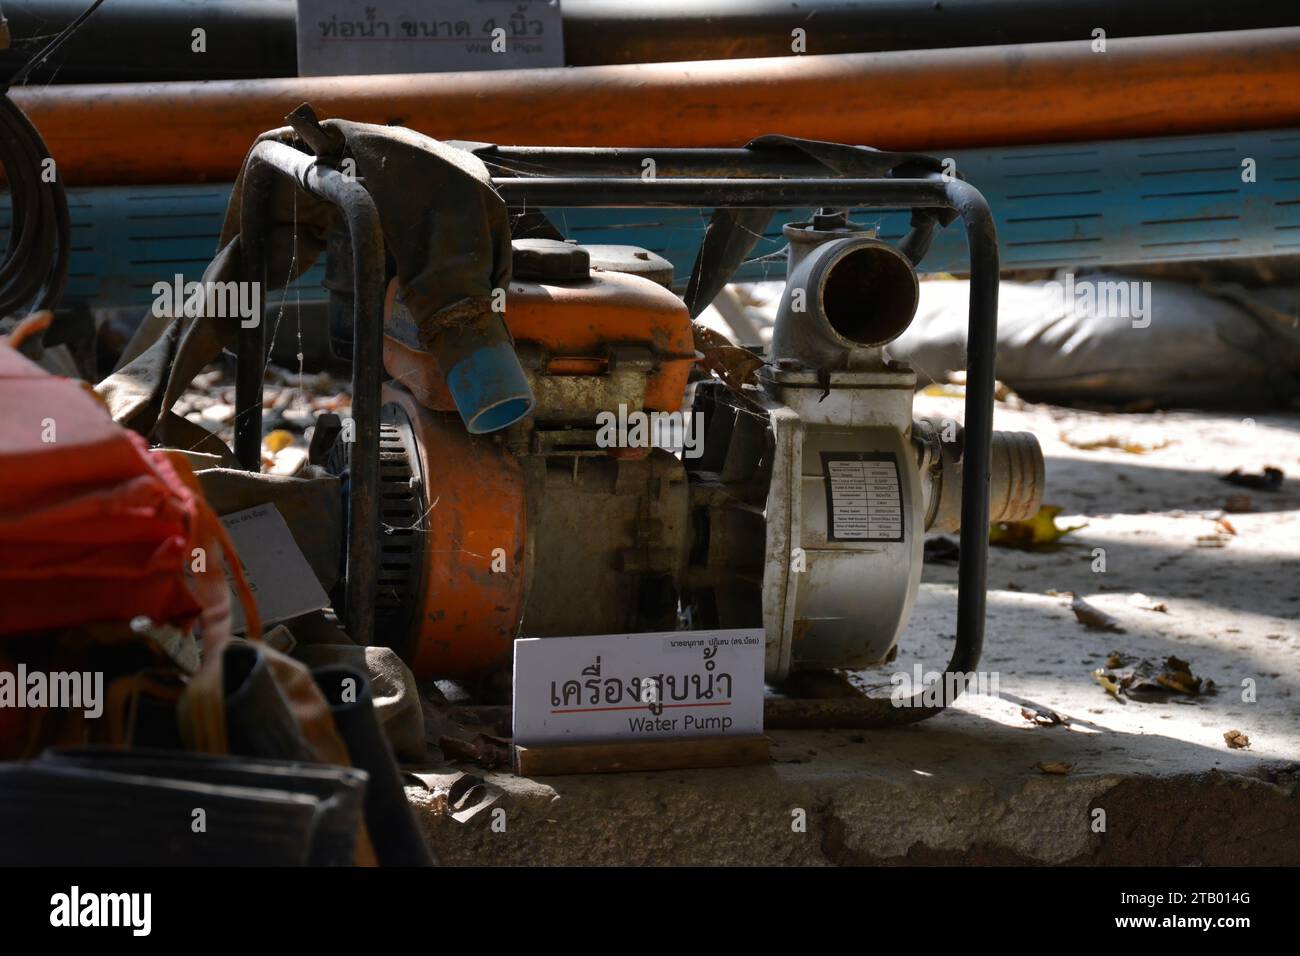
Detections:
909,390,1300,773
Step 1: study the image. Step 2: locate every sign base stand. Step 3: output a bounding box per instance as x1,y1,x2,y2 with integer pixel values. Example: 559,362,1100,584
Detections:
514,735,769,776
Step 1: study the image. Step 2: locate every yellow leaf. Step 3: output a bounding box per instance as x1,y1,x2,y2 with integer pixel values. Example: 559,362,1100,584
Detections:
990,505,1087,550
1061,433,1171,454
263,429,295,454
1091,668,1123,701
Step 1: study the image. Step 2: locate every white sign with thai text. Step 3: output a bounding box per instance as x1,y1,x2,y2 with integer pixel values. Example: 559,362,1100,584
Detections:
513,630,765,746
219,504,329,633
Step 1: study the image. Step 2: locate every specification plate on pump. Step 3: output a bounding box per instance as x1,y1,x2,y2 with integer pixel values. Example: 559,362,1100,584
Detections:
821,452,904,542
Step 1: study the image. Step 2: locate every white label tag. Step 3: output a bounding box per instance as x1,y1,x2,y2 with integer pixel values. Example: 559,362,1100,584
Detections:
219,504,329,633
296,0,565,77
823,452,904,541
512,629,765,746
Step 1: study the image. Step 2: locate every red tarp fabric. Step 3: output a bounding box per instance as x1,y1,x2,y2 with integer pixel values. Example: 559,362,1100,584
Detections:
0,321,256,639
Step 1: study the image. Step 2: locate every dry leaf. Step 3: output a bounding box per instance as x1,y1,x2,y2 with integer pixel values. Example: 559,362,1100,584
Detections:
1154,656,1204,695
693,323,765,391
1127,593,1169,613
438,733,512,769
1221,466,1284,492
1070,594,1125,632
1223,729,1251,750
1223,494,1254,514
1094,654,1213,701
1036,761,1073,775
1021,707,1069,727
267,446,308,477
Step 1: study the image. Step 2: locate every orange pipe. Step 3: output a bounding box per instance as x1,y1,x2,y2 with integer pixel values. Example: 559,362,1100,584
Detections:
12,27,1300,187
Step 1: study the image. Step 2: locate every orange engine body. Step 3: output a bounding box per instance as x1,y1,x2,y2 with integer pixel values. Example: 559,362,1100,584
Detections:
377,251,696,678
378,383,527,678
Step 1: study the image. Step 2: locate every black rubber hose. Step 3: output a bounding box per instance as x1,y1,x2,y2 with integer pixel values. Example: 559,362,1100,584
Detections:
0,93,69,316
0,0,95,317
313,664,435,867
40,747,369,866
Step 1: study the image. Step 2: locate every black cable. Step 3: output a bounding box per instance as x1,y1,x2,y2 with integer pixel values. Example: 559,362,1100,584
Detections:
6,0,106,86
0,0,103,316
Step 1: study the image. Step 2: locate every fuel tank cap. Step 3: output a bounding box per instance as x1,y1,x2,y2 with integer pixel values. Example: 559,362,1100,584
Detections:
585,245,675,288
511,238,591,282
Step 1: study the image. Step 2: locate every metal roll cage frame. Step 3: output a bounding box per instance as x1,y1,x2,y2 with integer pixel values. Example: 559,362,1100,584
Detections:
234,141,998,725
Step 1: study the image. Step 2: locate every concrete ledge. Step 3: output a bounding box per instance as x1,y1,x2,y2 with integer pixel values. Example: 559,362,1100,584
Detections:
409,726,1298,865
